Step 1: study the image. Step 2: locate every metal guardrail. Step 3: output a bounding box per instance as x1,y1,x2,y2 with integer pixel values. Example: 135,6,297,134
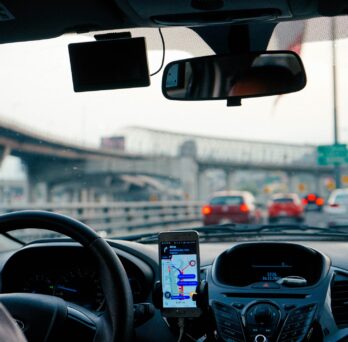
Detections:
0,201,204,242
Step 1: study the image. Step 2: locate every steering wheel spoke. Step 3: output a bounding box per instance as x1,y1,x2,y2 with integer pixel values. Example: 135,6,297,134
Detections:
65,305,99,341
0,293,67,341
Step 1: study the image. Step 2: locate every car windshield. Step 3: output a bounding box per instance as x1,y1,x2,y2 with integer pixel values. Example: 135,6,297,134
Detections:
272,198,295,203
1,17,348,243
210,196,243,205
334,193,348,204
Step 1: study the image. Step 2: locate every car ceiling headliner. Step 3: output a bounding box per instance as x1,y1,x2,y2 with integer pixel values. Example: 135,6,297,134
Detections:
0,0,347,47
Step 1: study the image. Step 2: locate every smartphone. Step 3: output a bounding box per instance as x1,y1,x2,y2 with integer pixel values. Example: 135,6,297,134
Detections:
159,231,201,317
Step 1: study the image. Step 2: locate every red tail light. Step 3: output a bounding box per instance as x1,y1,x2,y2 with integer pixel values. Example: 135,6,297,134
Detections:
307,193,316,202
302,198,308,205
202,205,212,215
239,203,249,213
330,203,339,208
316,198,324,206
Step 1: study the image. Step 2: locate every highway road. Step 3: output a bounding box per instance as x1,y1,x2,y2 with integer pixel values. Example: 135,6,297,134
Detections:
273,210,348,228
304,210,329,228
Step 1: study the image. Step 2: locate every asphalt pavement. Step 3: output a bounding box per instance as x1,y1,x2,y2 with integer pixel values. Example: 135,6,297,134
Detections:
288,210,348,228
304,210,329,228
262,211,338,228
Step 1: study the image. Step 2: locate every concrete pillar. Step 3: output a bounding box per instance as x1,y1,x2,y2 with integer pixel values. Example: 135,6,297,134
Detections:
319,174,331,198
70,189,80,202
226,171,236,190
28,182,52,203
22,181,29,204
0,145,11,166
198,171,211,201
80,189,88,203
314,172,321,194
177,157,199,200
88,188,96,202
287,172,296,193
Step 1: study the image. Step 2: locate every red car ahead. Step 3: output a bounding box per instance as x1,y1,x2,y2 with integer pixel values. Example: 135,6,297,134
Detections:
202,191,262,226
268,193,304,223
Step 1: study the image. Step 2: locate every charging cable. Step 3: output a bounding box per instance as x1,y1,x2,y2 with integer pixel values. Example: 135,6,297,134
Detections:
177,317,185,342
150,28,165,76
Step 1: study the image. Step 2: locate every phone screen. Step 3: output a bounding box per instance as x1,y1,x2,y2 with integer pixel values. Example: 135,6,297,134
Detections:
160,240,199,309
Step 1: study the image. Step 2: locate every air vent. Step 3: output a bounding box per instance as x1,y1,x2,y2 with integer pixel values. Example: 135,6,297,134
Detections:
0,3,14,22
331,273,348,328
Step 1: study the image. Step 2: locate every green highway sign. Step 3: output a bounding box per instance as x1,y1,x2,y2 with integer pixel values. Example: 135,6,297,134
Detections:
317,144,347,165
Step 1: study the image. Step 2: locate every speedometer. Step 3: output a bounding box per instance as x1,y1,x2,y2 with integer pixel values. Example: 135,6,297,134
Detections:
54,267,105,311
22,272,55,296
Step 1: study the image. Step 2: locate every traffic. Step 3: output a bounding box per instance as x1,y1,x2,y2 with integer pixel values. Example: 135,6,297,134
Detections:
201,190,348,229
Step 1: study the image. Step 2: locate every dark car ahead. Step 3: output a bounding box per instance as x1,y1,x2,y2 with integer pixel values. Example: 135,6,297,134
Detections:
202,191,262,226
302,193,324,211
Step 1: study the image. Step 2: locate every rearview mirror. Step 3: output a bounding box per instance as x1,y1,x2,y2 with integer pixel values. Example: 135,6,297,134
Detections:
162,51,306,105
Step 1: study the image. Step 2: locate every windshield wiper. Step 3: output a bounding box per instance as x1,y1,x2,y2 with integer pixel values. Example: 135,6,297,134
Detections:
119,223,348,243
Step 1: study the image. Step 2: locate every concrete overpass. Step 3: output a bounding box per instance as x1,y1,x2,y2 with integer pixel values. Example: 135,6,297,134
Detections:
0,121,334,202
0,120,153,202
0,119,144,161
114,127,334,198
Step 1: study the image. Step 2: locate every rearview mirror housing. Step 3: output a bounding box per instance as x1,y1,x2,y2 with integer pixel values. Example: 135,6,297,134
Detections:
162,51,306,105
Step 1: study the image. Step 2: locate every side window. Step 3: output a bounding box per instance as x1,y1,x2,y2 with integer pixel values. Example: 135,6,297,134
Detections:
335,194,348,204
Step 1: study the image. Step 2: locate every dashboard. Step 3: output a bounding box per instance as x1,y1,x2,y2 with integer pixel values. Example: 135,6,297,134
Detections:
208,242,331,342
0,244,154,312
0,239,348,342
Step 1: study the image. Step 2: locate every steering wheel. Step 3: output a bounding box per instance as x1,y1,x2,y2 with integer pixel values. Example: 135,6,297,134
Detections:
0,210,134,342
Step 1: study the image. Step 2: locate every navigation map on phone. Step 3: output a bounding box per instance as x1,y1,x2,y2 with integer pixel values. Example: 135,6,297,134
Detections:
161,241,198,309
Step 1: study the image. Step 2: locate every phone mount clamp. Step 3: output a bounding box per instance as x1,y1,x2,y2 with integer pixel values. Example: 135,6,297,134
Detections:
152,280,209,314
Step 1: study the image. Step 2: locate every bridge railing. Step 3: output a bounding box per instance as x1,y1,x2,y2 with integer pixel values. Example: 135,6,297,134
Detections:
0,201,204,242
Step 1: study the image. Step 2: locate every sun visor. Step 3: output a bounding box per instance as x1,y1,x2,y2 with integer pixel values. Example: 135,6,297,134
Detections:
116,0,293,26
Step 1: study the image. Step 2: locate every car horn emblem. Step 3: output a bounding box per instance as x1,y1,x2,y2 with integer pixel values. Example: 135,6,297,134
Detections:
14,319,25,330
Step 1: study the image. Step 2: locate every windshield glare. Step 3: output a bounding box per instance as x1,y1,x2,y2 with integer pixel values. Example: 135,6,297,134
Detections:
1,18,348,243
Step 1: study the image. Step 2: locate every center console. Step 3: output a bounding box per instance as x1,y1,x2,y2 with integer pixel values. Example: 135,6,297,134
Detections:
207,242,331,342
212,300,317,342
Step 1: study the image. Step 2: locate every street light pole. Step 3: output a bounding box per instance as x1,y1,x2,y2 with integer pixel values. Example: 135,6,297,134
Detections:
332,17,341,188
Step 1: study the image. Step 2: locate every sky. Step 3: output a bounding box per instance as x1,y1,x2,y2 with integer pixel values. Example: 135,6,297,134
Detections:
0,23,347,150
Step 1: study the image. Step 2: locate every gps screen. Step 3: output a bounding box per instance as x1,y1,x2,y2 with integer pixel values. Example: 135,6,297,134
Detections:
160,240,199,309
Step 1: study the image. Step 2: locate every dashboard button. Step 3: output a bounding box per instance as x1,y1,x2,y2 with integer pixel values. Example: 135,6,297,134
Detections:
254,335,267,342
221,327,243,340
286,313,306,323
279,304,317,342
212,301,245,342
217,311,233,319
214,301,231,313
220,319,241,331
283,321,304,332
